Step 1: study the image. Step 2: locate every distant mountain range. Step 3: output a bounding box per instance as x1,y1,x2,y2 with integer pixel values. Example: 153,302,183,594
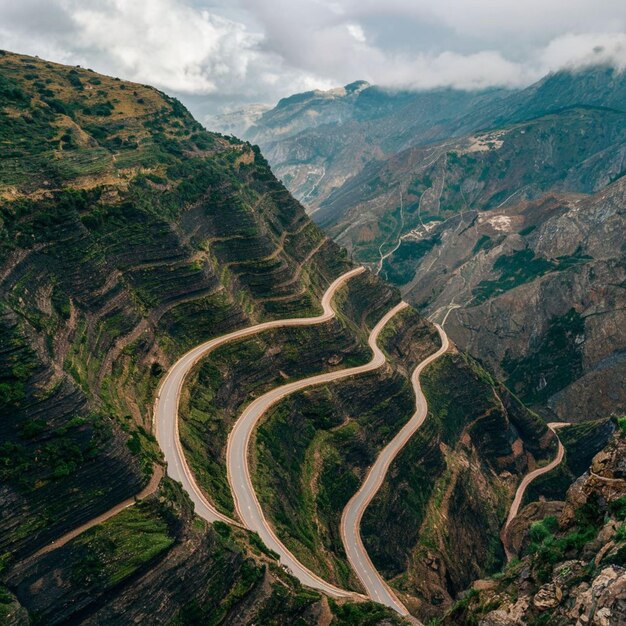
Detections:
242,66,626,424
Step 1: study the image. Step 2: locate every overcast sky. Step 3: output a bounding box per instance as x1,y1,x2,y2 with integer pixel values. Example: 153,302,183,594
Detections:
1,0,625,122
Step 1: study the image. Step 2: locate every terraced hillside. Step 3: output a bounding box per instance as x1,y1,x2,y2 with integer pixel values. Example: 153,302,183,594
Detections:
0,50,390,624
1,51,561,624
182,273,559,616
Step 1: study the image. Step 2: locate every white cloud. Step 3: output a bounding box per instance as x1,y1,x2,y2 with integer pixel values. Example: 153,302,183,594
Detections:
346,23,366,43
400,50,534,90
0,0,624,116
69,0,260,93
539,32,626,72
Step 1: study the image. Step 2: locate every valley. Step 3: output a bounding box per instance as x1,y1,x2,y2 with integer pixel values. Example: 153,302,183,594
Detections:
0,48,624,626
247,67,626,427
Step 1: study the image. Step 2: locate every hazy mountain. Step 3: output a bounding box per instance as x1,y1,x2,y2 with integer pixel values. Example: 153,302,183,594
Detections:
251,66,626,424
206,103,271,138
244,80,510,209
246,66,626,215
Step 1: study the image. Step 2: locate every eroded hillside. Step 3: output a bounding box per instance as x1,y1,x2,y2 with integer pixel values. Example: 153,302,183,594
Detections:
0,50,589,625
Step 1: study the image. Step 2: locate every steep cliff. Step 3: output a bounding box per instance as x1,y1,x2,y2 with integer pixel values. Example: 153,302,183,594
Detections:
442,426,626,626
0,49,567,625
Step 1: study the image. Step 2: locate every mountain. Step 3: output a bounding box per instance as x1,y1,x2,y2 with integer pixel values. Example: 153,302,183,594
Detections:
0,50,569,625
250,66,626,423
0,50,391,624
443,424,626,626
207,103,271,138
244,67,626,215
245,80,509,209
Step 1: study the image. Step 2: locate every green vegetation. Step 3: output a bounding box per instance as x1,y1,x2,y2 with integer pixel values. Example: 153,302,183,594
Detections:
253,368,417,587
382,235,441,285
524,501,604,583
0,50,354,562
610,497,626,521
70,500,175,587
0,51,372,622
441,431,626,625
408,174,433,197
179,318,371,517
472,244,592,306
503,308,585,404
361,350,550,603
528,515,559,544
472,234,495,254
352,202,405,264
518,224,537,236
522,417,614,509
329,598,403,625
473,248,555,303
250,305,437,588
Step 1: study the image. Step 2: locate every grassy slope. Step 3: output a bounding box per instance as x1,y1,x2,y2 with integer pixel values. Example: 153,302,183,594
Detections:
361,351,556,619
0,51,402,624
251,306,438,589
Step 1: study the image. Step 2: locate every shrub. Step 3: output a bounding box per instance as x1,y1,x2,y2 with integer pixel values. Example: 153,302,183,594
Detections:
529,517,557,543
609,496,626,521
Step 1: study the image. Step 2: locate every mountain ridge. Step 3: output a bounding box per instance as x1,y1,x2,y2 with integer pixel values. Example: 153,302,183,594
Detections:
0,49,621,625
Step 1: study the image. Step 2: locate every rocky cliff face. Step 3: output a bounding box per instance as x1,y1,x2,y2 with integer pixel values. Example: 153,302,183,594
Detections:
445,179,626,421
353,173,626,422
443,428,626,626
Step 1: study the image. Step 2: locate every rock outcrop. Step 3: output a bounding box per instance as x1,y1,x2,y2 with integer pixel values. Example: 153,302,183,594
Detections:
443,431,626,626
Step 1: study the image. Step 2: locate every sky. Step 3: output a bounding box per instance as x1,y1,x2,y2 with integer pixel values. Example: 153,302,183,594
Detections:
1,0,625,124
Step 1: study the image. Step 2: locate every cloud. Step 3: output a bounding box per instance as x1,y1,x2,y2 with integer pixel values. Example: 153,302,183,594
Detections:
0,0,624,117
539,32,626,72
69,0,261,94
346,23,366,44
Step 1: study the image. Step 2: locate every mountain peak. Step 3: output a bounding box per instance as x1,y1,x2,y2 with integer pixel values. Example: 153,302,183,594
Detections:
345,80,371,94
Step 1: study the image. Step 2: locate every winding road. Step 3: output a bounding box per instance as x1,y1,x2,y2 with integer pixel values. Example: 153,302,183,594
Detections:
153,264,449,614
340,323,449,616
226,300,408,598
502,422,569,561
154,266,366,526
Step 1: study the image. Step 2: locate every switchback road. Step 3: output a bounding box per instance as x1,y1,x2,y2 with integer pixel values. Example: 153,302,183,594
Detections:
340,323,449,617
154,266,365,526
226,301,408,599
502,422,569,561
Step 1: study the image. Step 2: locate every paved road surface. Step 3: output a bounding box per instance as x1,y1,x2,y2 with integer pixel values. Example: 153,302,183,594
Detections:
502,422,569,561
154,266,365,526
226,301,408,599
340,323,449,617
